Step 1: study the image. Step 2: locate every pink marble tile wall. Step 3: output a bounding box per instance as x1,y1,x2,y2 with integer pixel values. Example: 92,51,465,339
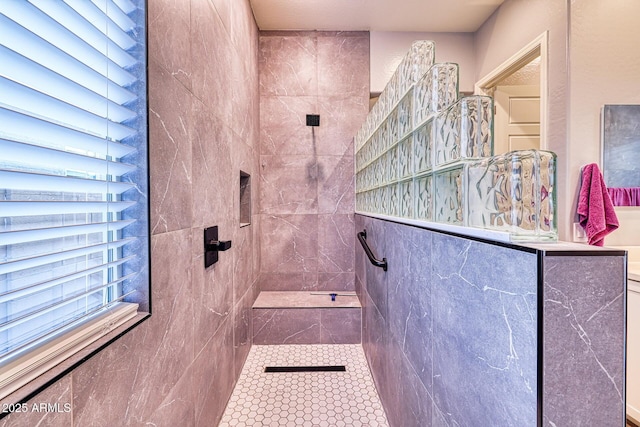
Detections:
259,31,370,293
0,0,260,426
252,308,361,344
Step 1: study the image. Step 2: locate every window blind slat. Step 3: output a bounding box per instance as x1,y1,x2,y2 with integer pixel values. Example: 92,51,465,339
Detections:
112,0,136,15
1,201,136,218
0,255,137,302
0,45,135,121
30,0,137,65
0,5,136,87
62,0,137,50
0,108,137,157
0,107,135,157
0,220,135,245
0,276,136,334
0,78,136,141
1,261,135,305
0,238,135,276
0,256,135,303
0,139,137,178
0,170,135,197
88,0,136,32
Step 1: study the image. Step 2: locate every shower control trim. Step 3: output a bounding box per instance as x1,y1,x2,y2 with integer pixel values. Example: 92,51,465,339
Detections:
204,226,232,268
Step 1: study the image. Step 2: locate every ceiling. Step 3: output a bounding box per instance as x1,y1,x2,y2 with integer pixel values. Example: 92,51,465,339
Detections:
249,0,505,33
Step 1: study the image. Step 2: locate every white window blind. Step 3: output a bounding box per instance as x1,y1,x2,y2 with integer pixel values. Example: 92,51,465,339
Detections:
0,0,148,396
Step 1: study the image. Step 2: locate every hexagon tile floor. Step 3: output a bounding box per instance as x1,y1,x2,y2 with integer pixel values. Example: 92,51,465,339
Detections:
219,344,389,426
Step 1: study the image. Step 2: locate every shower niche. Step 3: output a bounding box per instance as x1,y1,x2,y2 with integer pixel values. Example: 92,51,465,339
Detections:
240,170,251,227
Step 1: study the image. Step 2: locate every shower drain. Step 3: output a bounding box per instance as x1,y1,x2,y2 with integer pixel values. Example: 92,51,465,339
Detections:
263,365,346,373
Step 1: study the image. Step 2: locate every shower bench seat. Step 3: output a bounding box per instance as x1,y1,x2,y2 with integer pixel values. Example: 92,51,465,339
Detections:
252,291,361,345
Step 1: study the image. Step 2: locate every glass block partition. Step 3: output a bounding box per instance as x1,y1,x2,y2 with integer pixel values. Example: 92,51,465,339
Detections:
465,150,557,240
355,40,436,152
355,40,558,241
434,96,494,168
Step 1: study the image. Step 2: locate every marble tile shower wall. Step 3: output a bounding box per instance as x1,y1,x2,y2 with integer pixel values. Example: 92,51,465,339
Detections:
543,256,625,426
258,32,370,293
356,214,540,426
0,0,261,426
356,213,625,426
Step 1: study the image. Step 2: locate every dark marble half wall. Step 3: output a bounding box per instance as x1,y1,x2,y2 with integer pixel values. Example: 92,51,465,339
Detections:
430,232,538,426
356,214,626,427
543,255,626,426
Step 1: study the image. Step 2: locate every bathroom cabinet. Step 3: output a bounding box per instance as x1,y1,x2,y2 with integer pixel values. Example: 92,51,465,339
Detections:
356,213,626,427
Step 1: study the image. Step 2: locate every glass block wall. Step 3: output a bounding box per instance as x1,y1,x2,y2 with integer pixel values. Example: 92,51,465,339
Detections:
354,40,557,241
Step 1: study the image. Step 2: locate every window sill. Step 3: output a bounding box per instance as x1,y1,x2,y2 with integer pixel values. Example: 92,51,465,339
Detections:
0,304,150,413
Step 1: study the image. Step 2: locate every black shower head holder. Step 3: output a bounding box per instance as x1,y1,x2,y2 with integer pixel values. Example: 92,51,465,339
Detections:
306,114,320,127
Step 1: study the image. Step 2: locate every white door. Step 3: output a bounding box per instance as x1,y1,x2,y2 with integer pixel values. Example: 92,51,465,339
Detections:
493,85,540,155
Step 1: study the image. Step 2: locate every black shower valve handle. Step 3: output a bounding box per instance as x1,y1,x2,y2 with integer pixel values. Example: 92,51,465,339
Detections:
206,240,232,251
203,226,231,268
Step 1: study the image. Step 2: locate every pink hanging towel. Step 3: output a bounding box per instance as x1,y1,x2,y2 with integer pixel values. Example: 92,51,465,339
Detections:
607,187,640,207
577,163,619,246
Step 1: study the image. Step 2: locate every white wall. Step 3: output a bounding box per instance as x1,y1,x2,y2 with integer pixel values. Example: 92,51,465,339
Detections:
569,0,640,246
370,31,475,94
499,59,540,86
